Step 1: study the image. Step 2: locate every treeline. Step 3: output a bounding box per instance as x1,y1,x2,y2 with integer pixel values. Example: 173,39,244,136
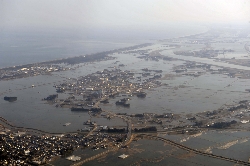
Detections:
195,120,237,129
210,120,237,129
48,52,108,65
106,128,126,133
134,126,157,132
227,104,247,112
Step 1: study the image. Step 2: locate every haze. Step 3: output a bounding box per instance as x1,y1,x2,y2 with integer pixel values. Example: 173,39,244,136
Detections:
1,0,250,37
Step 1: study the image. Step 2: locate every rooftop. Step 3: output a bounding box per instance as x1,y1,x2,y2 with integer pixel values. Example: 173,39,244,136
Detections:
118,154,129,159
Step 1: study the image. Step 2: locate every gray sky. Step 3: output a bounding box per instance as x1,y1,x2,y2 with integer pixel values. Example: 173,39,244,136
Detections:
1,0,250,32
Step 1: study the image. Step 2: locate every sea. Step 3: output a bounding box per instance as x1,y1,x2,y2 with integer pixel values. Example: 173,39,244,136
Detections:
0,25,207,68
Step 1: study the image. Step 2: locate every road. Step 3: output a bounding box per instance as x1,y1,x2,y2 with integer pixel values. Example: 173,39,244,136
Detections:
138,134,250,166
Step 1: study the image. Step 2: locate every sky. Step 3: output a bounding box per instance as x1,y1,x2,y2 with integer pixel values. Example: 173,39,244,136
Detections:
0,0,250,38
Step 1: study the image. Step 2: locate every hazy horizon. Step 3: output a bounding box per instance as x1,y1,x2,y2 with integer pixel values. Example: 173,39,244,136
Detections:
0,0,250,67
1,0,250,40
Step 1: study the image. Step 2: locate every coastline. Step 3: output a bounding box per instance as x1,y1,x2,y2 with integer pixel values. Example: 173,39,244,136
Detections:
2,27,250,165
0,25,208,69
158,25,209,41
0,43,151,71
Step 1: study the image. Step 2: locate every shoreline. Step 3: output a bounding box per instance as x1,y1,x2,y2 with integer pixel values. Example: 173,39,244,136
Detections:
0,43,152,71
158,25,209,41
0,25,209,70
2,27,250,165
0,43,151,81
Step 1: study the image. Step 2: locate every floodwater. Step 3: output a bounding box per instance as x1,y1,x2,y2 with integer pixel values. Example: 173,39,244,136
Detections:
51,130,250,165
78,139,238,166
1,44,250,132
1,36,250,165
159,130,250,162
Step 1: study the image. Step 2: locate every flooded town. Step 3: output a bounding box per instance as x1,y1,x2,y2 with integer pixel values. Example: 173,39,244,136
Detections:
1,28,250,166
